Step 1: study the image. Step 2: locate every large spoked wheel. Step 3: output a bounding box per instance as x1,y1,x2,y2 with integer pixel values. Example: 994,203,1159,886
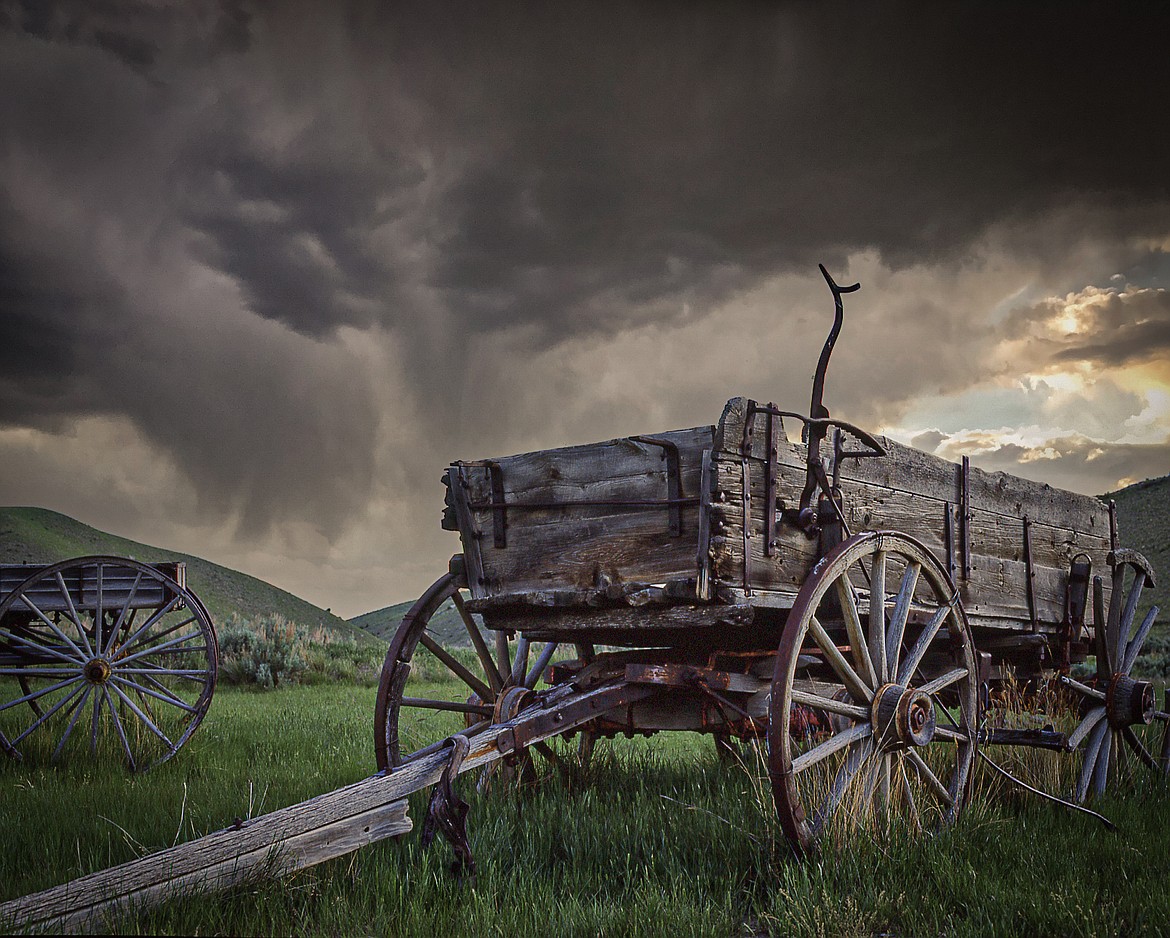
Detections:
1062,550,1165,801
769,531,979,854
374,572,573,776
0,557,218,770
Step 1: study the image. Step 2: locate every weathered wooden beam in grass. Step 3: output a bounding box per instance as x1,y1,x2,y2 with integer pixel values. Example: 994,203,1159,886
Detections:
1,679,640,933
0,734,498,933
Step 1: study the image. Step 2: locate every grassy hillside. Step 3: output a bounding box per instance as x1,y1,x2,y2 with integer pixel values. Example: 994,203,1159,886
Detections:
0,507,374,645
350,597,468,646
1104,473,1170,634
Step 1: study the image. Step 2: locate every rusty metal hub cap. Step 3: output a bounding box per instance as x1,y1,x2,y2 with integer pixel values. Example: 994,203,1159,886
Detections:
82,658,112,685
1105,673,1155,729
493,685,536,725
871,683,936,750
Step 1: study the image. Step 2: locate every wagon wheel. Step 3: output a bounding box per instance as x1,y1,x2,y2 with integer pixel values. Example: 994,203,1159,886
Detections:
769,531,979,854
1061,550,1165,801
374,572,582,778
0,556,218,770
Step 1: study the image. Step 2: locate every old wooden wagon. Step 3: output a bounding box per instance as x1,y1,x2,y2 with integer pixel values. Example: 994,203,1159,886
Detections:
5,267,1166,930
0,556,218,770
376,266,1166,854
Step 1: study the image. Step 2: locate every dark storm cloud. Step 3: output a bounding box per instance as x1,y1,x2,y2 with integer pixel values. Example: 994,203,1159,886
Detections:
3,0,1170,561
379,2,1170,345
182,148,417,336
0,196,118,426
0,0,252,72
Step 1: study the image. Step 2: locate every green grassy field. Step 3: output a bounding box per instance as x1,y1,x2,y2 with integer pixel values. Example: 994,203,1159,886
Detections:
4,682,1170,937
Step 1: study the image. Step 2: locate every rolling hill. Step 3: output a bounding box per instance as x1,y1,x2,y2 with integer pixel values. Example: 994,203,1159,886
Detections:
1105,473,1170,635
0,507,374,645
349,598,468,647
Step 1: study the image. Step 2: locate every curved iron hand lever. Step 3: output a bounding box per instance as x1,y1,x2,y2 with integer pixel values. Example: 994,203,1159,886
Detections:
810,264,861,421
793,265,868,538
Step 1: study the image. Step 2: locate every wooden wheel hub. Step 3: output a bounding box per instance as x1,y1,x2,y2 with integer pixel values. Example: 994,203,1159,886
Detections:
83,658,112,685
871,683,936,751
1105,673,1155,729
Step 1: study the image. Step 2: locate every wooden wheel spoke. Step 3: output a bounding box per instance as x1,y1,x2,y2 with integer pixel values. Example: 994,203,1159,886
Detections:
524,641,559,689
53,685,93,760
869,551,887,682
102,573,143,656
103,687,138,770
112,625,200,667
885,561,920,677
107,681,176,751
919,667,967,696
1076,719,1108,802
109,675,198,714
417,632,493,701
1123,726,1158,772
509,635,531,686
9,682,88,747
933,725,970,743
1122,607,1159,674
1067,707,1106,751
807,616,873,703
0,631,79,666
790,688,869,721
53,572,94,657
0,675,84,713
1091,730,1114,797
19,593,88,661
896,602,950,687
451,590,503,695
812,738,875,835
897,756,921,830
836,578,877,688
495,630,512,685
1061,674,1106,702
1115,572,1146,667
791,722,872,775
399,696,493,716
107,594,184,660
904,748,953,807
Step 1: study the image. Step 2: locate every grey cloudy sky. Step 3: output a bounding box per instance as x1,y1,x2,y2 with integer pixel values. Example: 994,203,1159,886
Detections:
1,1,1168,616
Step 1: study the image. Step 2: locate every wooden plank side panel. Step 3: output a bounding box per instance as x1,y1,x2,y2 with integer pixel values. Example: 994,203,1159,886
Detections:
715,396,1109,536
454,427,713,598
709,450,1112,633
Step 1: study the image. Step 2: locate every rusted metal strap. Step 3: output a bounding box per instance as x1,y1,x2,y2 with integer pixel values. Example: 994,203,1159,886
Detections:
944,501,955,581
764,404,779,557
485,462,507,549
959,456,971,581
632,437,684,537
1023,516,1038,632
741,458,752,595
421,735,475,881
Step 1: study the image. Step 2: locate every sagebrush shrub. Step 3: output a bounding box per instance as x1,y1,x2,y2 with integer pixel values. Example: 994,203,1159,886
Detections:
216,614,382,688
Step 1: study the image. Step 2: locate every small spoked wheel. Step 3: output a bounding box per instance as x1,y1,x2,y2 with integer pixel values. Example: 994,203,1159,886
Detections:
769,531,979,854
1062,550,1165,801
0,557,218,770
374,572,578,777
